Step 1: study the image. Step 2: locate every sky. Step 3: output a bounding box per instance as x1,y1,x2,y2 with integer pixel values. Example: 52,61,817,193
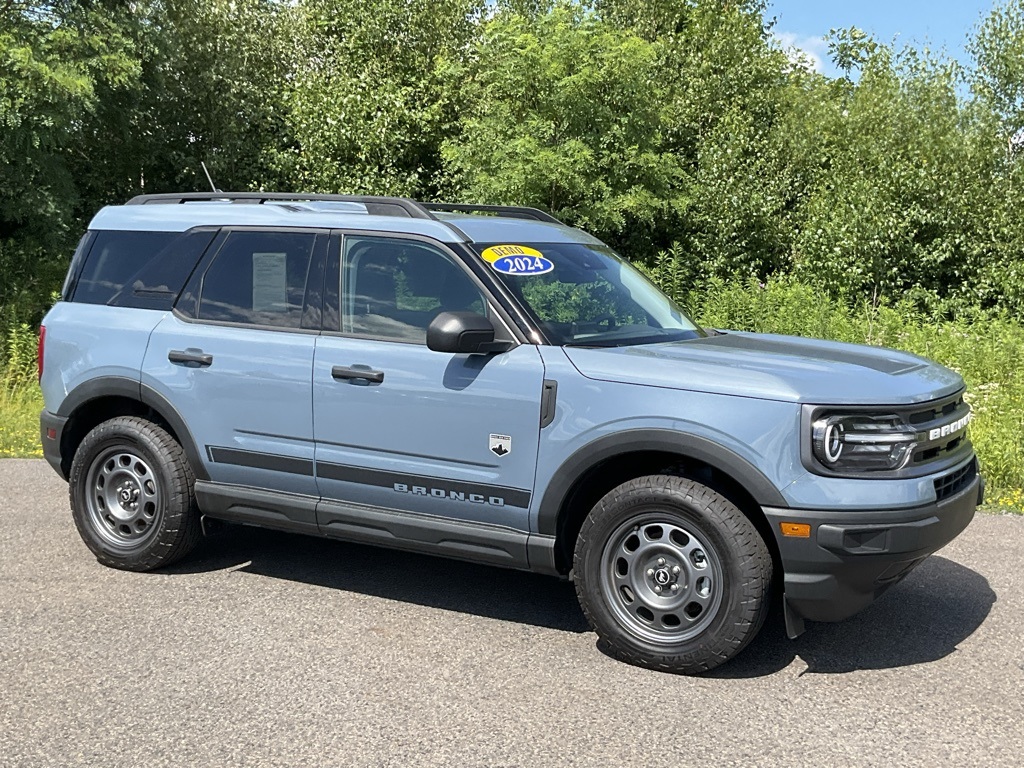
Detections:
766,0,999,78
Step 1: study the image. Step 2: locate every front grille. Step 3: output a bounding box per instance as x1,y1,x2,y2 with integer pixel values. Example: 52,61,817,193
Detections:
907,394,965,425
909,392,972,467
934,460,977,502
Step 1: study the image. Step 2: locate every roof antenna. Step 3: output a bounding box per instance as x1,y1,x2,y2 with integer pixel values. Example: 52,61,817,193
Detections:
200,161,220,193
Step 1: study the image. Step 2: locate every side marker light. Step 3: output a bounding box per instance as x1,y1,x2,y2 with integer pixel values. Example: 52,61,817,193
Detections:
780,522,811,538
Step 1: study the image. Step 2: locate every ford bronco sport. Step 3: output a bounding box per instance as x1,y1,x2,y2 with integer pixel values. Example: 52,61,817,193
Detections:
39,193,981,674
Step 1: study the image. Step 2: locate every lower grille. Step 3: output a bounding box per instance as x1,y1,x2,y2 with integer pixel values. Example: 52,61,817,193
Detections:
934,460,977,502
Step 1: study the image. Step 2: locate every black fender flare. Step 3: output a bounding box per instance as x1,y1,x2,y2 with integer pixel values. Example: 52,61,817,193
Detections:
535,428,788,537
56,376,210,480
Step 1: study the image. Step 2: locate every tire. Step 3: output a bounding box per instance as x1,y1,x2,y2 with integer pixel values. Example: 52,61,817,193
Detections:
68,416,202,571
573,475,772,674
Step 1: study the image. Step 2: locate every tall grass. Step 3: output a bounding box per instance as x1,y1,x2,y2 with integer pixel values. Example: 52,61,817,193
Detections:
0,384,44,458
1,323,43,458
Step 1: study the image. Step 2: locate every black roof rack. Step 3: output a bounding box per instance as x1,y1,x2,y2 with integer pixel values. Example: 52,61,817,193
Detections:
123,193,565,228
124,192,434,220
422,203,563,225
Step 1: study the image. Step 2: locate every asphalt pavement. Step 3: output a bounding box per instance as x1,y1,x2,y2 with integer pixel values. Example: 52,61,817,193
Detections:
1,459,1022,767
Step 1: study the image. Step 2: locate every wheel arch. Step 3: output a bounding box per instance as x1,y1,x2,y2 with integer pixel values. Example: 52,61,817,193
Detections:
55,376,209,481
537,430,787,575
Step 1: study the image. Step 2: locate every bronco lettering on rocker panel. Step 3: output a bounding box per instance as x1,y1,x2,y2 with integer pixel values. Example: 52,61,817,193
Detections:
393,483,506,507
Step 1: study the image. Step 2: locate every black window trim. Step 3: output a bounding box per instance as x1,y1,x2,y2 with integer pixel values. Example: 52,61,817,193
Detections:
322,228,529,347
172,225,330,336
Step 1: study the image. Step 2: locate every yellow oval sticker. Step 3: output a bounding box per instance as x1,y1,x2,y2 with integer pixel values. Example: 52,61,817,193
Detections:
480,245,554,276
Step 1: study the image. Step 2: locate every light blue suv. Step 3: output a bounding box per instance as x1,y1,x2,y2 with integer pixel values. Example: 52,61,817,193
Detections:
39,193,981,673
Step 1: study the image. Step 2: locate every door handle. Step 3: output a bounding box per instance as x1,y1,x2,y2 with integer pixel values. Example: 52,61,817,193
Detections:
168,349,213,367
332,365,385,384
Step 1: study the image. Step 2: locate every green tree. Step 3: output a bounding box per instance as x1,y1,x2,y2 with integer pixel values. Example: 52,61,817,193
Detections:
786,32,1014,308
0,0,141,324
285,0,484,197
660,0,796,280
68,0,300,204
441,2,684,255
970,0,1024,132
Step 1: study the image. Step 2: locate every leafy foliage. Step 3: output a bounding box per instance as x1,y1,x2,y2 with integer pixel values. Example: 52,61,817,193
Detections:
442,2,682,242
286,0,484,196
4,0,1024,317
970,0,1024,131
0,0,141,325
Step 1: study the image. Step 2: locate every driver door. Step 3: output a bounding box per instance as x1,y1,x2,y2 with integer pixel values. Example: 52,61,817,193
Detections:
312,233,547,536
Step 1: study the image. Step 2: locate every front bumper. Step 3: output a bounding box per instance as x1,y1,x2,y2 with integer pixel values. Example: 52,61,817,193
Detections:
40,410,69,479
764,470,981,630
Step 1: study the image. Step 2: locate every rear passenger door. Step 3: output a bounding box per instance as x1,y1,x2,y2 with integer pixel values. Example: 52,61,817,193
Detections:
312,233,546,536
142,228,327,502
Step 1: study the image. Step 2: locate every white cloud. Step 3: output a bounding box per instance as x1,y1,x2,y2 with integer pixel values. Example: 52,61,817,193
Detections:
774,31,829,74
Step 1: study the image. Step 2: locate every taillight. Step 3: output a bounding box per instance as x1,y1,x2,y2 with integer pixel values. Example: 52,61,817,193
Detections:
37,325,45,382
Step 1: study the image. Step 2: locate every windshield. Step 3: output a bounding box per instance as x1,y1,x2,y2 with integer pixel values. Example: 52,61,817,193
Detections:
472,242,705,347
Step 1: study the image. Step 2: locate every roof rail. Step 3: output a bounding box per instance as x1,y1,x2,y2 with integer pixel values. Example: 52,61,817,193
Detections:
422,203,563,225
124,192,434,220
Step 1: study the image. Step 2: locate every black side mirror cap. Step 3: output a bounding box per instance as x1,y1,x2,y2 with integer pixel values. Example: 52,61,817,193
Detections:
427,311,512,354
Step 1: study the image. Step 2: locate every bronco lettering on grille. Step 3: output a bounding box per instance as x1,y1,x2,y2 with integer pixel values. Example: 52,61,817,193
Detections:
928,413,972,441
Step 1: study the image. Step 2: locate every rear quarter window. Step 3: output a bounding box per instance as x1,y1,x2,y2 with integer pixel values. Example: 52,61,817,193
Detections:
72,230,215,309
61,233,95,301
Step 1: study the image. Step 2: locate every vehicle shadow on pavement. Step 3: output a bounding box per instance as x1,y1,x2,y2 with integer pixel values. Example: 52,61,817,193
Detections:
708,555,996,678
162,531,994,670
161,525,590,633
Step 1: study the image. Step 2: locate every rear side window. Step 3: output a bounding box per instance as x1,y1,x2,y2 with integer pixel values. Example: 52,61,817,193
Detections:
197,231,318,329
72,229,216,309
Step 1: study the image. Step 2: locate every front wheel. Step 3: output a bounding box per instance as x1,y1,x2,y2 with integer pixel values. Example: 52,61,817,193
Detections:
69,416,201,571
574,475,772,674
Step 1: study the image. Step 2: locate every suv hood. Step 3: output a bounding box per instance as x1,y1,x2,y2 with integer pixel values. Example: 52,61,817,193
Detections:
562,332,964,405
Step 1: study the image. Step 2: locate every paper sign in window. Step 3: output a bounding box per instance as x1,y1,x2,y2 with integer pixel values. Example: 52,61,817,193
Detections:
252,252,288,312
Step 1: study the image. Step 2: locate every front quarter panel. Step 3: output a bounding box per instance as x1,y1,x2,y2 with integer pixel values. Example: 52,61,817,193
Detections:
531,347,802,533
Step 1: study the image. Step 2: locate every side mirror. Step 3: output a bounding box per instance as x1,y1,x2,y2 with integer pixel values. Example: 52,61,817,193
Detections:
427,311,511,354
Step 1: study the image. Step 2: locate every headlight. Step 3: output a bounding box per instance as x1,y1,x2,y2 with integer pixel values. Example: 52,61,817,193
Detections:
811,413,918,472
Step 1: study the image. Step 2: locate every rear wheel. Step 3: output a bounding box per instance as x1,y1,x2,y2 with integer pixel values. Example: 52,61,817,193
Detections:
574,475,772,674
69,416,201,571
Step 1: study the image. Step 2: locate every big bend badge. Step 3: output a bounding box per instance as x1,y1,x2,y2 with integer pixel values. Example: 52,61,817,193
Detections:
489,434,512,457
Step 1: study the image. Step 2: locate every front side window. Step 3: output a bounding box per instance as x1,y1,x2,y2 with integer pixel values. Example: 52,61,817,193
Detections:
198,231,317,328
471,242,704,347
342,236,485,343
